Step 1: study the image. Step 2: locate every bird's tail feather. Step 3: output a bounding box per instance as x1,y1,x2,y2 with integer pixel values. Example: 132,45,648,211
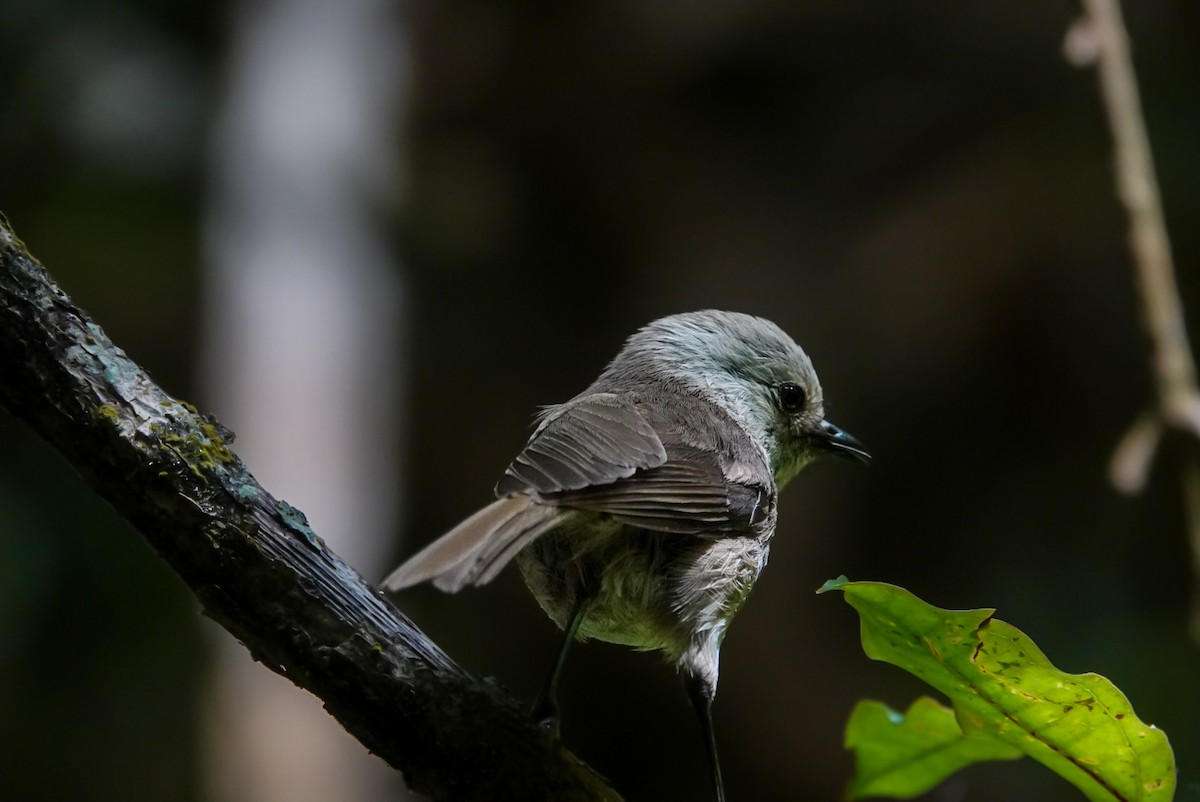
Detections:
381,496,567,593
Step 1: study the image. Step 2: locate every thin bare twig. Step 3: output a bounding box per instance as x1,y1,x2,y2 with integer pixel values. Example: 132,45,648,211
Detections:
1066,0,1200,638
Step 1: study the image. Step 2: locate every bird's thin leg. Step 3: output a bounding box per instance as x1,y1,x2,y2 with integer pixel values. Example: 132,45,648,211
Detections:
684,673,726,802
531,597,587,735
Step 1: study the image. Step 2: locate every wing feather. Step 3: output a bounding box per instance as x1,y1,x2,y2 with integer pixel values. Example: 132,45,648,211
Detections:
496,392,771,535
383,389,775,595
553,448,768,534
496,393,668,496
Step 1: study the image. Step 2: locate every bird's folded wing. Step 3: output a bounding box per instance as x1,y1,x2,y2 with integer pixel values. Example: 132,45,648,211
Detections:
496,393,668,495
551,447,770,535
498,393,771,536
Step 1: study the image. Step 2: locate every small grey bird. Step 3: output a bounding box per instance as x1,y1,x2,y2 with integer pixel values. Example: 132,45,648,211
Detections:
382,310,868,802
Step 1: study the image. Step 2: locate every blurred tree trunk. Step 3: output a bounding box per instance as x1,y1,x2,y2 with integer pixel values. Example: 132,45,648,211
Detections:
201,1,407,800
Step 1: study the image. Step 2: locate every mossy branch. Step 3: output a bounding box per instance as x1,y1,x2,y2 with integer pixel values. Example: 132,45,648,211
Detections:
0,214,618,802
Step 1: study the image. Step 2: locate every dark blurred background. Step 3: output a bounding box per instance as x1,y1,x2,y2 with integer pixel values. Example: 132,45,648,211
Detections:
2,1,1198,800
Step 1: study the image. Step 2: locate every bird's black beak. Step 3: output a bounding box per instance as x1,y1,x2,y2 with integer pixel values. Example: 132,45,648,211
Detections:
810,419,871,464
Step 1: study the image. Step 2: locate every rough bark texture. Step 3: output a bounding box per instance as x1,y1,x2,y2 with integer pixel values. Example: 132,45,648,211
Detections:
0,215,618,802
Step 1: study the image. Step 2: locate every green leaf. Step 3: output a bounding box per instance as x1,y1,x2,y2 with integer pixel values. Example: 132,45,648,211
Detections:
845,697,1022,799
821,580,1175,802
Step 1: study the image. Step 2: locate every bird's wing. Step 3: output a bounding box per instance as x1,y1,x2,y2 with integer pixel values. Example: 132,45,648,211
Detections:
498,393,773,535
382,393,773,594
553,446,771,534
496,392,669,495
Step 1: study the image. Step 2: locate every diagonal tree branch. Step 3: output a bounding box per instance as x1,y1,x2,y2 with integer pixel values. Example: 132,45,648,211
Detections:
0,214,619,802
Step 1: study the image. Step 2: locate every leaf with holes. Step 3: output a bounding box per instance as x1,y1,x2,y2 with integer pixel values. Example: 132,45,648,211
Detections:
820,577,1175,802
844,697,1023,799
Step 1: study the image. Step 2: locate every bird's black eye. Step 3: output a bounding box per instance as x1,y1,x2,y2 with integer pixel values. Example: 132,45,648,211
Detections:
777,382,807,414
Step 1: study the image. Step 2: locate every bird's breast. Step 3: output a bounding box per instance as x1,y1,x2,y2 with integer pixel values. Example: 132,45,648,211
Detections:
515,512,772,662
